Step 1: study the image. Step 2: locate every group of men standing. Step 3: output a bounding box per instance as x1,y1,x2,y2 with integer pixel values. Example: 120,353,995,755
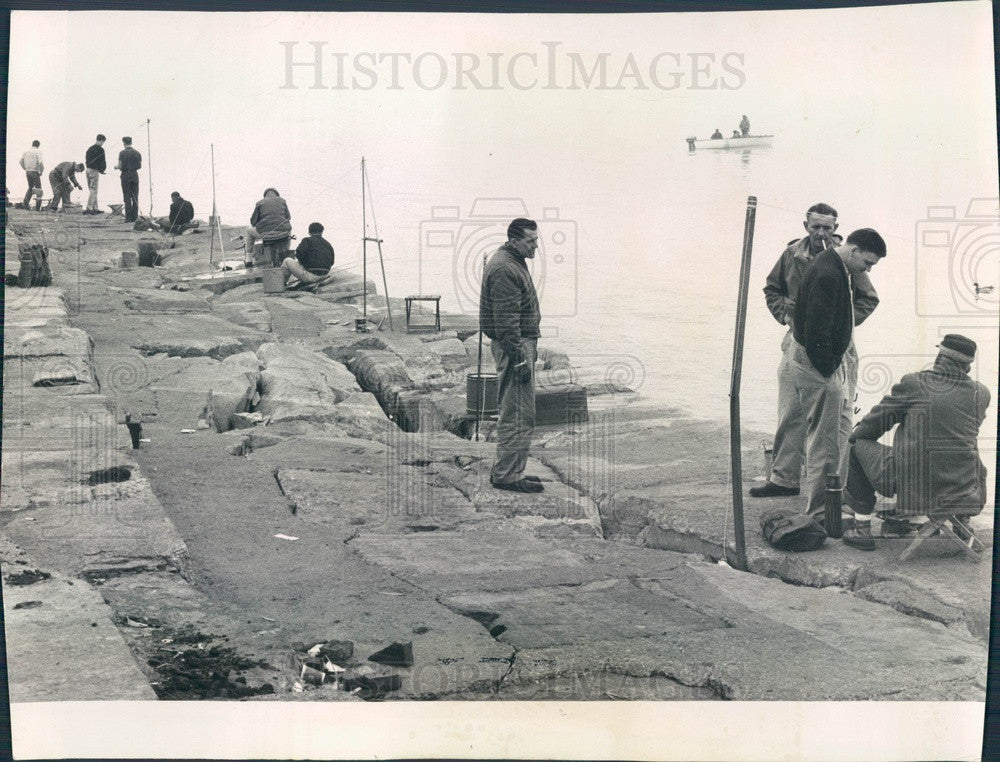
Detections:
477,209,990,553
17,134,142,221
752,203,990,550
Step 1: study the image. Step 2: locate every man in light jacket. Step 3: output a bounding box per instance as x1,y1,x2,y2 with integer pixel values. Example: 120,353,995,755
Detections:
19,140,44,210
479,218,543,494
842,334,990,550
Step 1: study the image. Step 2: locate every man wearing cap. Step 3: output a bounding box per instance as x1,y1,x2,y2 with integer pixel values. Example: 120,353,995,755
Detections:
841,335,991,550
791,227,887,525
280,222,334,284
480,217,543,493
752,203,879,499
115,136,142,223
83,134,106,214
47,161,85,212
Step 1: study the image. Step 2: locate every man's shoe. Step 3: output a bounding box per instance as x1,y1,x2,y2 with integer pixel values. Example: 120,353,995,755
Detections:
842,524,876,551
880,517,919,537
749,481,800,498
491,478,543,493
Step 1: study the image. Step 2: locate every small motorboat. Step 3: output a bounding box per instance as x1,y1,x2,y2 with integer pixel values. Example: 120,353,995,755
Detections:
686,134,774,151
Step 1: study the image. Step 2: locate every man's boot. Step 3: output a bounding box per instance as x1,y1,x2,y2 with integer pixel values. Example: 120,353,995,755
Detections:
842,518,875,551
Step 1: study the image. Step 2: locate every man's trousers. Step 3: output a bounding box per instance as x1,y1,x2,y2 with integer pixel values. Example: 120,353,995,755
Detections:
86,169,100,211
23,171,41,207
771,329,858,490
121,175,139,222
490,338,537,485
790,341,852,520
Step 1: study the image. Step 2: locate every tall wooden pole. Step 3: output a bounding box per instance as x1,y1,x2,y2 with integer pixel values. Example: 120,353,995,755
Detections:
361,157,368,322
209,143,224,264
209,144,216,264
728,195,757,572
146,119,153,216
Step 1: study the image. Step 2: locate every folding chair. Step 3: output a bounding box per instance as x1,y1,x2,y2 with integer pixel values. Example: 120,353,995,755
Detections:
898,513,986,562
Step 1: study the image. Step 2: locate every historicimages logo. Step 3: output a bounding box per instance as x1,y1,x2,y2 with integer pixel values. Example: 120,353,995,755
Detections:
914,198,999,317
419,198,578,318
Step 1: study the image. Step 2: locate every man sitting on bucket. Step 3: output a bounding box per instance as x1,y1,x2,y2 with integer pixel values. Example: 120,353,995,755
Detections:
841,334,991,550
280,221,334,285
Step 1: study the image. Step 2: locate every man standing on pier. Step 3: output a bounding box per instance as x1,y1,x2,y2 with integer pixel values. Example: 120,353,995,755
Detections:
115,136,142,223
791,228,886,525
480,218,543,494
19,140,43,210
83,134,106,215
47,161,84,211
751,203,879,499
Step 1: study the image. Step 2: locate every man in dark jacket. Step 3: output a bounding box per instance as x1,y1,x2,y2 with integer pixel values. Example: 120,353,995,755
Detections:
842,335,990,550
751,203,879,498
115,136,142,223
480,218,543,493
156,191,195,234
280,221,334,284
83,134,106,214
47,161,84,211
792,228,886,523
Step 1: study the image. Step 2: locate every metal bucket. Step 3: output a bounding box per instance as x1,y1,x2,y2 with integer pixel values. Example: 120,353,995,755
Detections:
261,267,286,293
466,372,499,416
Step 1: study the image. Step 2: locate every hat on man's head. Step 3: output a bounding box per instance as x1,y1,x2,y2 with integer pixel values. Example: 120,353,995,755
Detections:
937,334,977,362
308,222,324,234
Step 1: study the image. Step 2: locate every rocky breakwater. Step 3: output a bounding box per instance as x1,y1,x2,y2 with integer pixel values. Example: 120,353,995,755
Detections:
0,208,990,707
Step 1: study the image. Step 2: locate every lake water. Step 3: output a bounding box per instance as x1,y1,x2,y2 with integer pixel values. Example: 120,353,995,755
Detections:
272,129,998,450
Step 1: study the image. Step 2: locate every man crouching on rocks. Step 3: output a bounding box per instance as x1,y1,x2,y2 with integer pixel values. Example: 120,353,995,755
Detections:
479,218,543,494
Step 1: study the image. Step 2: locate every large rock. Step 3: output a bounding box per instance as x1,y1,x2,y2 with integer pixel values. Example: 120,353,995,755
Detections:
4,321,92,360
256,343,361,421
1,544,157,701
3,287,70,325
126,314,264,360
149,352,260,431
212,301,273,333
122,287,211,313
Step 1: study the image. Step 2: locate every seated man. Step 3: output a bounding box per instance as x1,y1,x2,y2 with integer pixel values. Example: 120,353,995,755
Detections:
155,191,195,234
710,129,724,139
281,221,334,285
842,334,991,550
732,130,742,138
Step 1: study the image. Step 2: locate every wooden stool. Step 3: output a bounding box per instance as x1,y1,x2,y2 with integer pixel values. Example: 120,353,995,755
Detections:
405,294,441,332
898,514,985,562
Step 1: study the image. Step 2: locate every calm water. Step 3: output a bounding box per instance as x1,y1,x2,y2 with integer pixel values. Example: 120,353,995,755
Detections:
273,129,998,451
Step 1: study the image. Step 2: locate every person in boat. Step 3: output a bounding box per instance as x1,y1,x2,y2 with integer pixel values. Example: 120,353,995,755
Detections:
281,221,334,285
740,115,750,137
710,129,724,139
732,130,742,138
841,334,990,551
752,204,879,502
246,187,292,266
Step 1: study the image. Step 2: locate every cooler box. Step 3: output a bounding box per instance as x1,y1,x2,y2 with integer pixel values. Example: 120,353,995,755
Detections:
535,384,588,426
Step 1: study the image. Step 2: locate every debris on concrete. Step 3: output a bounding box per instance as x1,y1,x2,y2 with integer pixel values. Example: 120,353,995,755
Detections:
4,569,52,586
368,641,414,668
273,534,299,542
